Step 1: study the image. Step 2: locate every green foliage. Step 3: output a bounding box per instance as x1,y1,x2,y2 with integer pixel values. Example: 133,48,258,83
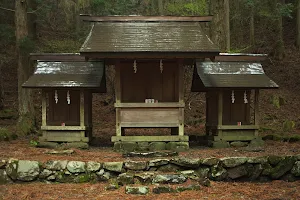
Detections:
16,114,36,136
165,0,208,16
90,0,140,15
0,128,17,141
263,133,300,142
18,36,35,54
29,140,38,147
283,120,296,132
270,95,285,109
38,39,82,53
0,109,17,120
0,24,15,48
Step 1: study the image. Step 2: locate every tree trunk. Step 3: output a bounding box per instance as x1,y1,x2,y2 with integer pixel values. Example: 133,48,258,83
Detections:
15,0,34,128
151,0,156,15
27,0,37,40
224,0,230,52
0,63,3,110
250,5,255,47
297,0,300,49
209,0,230,52
158,0,164,15
274,0,285,60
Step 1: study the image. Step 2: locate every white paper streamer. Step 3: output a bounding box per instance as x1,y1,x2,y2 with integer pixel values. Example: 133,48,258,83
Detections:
67,90,71,105
244,91,248,104
231,90,235,104
160,60,163,73
133,60,137,73
54,90,58,104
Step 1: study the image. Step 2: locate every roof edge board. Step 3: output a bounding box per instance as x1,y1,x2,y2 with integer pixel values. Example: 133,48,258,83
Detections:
79,15,213,22
30,53,103,62
215,53,268,62
30,53,85,61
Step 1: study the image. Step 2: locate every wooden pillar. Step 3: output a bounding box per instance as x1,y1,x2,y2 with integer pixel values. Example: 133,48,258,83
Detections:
205,93,209,135
178,60,184,136
115,61,122,136
41,90,47,139
80,89,85,137
254,89,259,136
217,91,223,137
42,90,47,126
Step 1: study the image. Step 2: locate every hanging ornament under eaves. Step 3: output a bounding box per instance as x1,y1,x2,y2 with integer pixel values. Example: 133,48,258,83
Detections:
244,91,248,104
133,60,137,73
67,90,71,105
160,59,163,73
54,90,58,104
231,90,235,104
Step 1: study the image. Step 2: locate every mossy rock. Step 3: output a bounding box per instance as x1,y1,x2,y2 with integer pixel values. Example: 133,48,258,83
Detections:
73,174,91,183
16,114,36,136
0,128,11,141
0,109,17,120
286,135,300,142
283,121,295,132
269,157,297,179
268,155,283,166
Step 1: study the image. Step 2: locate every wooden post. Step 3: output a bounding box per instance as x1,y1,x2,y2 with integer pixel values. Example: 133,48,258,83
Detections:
42,90,47,126
115,60,122,136
217,91,223,137
205,93,209,135
80,89,85,138
41,90,47,139
254,89,259,136
178,60,184,136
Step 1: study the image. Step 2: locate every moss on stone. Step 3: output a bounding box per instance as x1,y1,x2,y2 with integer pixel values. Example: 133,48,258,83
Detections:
74,174,90,183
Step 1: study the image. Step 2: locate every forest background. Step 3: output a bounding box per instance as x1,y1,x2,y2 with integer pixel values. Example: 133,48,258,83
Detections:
0,0,300,143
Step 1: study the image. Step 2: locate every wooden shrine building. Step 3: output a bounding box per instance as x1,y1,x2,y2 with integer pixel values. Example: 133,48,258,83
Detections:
22,16,279,149
23,54,106,143
191,53,279,147
79,16,220,149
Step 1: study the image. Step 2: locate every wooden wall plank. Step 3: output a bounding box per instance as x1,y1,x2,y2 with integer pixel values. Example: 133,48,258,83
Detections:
120,108,180,123
42,90,47,126
217,91,223,137
254,89,260,136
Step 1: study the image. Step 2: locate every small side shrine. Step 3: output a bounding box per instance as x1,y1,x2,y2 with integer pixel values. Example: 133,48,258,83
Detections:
192,54,279,147
80,16,220,149
23,54,106,143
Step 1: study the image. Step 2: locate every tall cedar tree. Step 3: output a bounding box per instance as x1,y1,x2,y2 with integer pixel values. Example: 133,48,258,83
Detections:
15,0,34,120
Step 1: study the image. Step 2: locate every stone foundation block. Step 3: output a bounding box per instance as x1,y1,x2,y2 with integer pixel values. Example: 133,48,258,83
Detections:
166,142,189,152
149,142,166,151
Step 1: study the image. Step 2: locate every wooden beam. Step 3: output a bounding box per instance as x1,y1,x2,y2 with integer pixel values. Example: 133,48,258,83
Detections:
120,122,180,128
40,136,89,142
115,60,122,136
254,89,260,136
41,126,87,131
115,61,121,104
178,60,185,136
80,15,213,22
217,91,223,137
30,53,86,61
79,52,220,59
215,53,268,62
41,90,46,126
111,135,189,142
114,102,185,108
80,90,85,137
216,125,259,130
179,108,184,136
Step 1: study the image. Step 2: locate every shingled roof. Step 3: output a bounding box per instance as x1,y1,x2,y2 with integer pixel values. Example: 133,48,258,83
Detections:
191,61,279,91
23,61,105,90
80,21,219,58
